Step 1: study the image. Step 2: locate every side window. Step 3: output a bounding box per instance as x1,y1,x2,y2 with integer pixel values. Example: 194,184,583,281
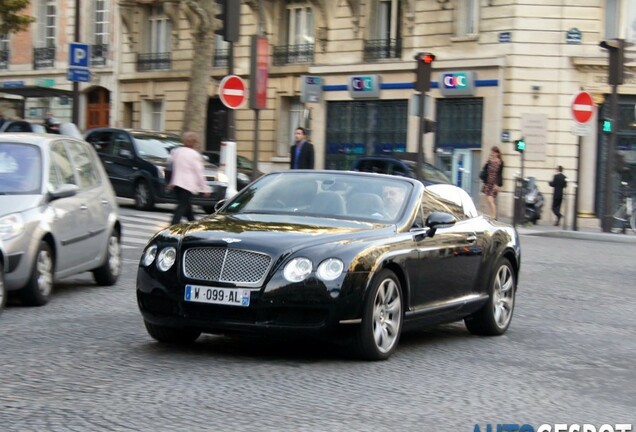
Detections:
64,140,101,189
86,130,114,155
390,162,408,177
50,142,76,187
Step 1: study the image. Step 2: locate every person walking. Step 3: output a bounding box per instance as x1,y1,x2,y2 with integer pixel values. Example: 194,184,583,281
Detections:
290,127,315,169
480,146,504,219
167,131,211,225
549,165,567,226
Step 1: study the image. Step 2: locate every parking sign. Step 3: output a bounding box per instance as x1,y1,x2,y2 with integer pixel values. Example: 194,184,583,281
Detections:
69,42,90,68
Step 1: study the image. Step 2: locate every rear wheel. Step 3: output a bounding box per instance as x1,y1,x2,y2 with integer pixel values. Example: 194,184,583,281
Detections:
19,241,54,306
353,269,403,360
144,320,201,344
465,257,516,335
93,230,122,286
134,180,154,210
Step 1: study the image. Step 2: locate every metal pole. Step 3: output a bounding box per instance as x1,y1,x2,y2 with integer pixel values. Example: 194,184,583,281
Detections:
573,135,582,231
72,0,80,125
227,40,235,142
602,86,618,232
416,93,426,182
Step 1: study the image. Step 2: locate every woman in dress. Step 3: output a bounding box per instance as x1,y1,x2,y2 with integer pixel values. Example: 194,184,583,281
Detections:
481,146,504,219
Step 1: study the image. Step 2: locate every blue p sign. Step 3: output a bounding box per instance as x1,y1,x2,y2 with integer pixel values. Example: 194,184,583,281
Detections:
69,42,90,68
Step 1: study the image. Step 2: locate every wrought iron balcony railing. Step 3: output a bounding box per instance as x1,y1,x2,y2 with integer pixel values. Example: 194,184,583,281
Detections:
136,52,171,71
363,39,402,61
213,49,229,67
0,50,8,69
272,44,314,66
33,47,55,69
91,43,108,67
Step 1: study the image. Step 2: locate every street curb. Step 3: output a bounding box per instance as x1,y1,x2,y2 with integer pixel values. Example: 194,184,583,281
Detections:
520,229,636,244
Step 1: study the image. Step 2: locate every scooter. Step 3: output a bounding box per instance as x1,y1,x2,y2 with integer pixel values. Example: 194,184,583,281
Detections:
524,177,544,224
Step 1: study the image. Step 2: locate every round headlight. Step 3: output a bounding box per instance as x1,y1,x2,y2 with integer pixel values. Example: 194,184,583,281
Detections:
283,257,313,282
141,244,157,267
316,258,344,281
156,246,177,271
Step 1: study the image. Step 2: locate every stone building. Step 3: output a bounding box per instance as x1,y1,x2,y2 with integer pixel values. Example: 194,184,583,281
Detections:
1,0,635,225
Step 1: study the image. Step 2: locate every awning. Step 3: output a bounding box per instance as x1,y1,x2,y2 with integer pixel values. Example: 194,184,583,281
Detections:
0,86,73,98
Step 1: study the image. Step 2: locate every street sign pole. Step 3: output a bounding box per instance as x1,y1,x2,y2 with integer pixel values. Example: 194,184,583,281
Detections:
602,86,619,232
72,0,81,125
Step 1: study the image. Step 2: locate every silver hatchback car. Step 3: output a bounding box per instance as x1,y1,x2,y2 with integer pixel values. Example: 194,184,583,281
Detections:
0,133,122,306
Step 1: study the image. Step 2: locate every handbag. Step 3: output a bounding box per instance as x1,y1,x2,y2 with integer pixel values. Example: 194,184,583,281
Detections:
479,163,488,182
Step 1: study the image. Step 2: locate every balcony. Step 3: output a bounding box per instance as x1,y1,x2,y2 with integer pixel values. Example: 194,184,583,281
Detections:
33,47,55,69
363,39,402,61
136,52,171,71
91,44,108,67
0,50,8,69
272,44,314,66
213,49,229,68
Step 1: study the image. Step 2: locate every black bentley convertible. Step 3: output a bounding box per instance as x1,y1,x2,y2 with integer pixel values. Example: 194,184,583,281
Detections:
137,170,520,360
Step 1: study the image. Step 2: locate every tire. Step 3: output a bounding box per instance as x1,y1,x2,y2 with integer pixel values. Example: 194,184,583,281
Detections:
19,241,54,306
353,269,403,360
465,257,516,336
93,230,122,286
630,210,636,233
134,180,154,211
144,320,201,344
0,262,6,313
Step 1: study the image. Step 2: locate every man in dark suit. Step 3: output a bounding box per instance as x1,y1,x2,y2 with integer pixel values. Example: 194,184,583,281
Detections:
549,165,567,226
290,127,314,169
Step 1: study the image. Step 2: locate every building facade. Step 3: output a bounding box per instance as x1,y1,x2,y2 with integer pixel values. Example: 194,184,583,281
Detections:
1,0,635,225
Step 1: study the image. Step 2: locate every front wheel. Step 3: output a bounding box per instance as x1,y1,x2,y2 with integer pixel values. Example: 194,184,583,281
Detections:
465,257,516,336
19,241,54,306
353,269,403,360
144,320,201,344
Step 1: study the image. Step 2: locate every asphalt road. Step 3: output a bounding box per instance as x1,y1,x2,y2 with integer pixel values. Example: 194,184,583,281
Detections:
1,207,634,432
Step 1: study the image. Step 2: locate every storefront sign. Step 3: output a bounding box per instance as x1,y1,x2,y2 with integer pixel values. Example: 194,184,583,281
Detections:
1,81,25,88
439,71,476,97
348,75,381,99
301,75,322,103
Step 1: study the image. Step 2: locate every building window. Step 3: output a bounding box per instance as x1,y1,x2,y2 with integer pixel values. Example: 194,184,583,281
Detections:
213,35,229,67
142,100,164,131
277,97,304,157
364,0,401,60
138,5,172,71
605,0,636,40
455,0,479,37
38,0,56,48
92,0,109,66
273,2,314,65
0,34,8,69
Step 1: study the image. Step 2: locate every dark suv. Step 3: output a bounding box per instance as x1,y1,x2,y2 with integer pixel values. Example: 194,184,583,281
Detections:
85,128,227,212
351,155,451,185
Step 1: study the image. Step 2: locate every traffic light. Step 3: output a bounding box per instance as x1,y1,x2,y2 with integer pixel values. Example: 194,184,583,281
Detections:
424,119,436,133
415,52,435,93
514,138,526,152
600,39,625,85
215,0,240,42
602,118,613,133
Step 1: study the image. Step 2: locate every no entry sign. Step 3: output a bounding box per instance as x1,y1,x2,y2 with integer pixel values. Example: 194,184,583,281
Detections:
219,75,247,109
571,91,595,124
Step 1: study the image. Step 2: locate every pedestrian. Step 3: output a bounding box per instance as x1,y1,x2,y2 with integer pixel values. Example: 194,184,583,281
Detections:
480,146,504,219
167,131,211,225
549,165,567,226
43,111,60,133
290,127,315,169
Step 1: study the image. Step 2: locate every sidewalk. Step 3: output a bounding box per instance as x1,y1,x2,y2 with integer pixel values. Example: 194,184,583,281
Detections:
502,217,636,244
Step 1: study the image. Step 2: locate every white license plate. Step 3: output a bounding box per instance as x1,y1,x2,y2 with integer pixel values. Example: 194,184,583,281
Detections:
184,285,251,307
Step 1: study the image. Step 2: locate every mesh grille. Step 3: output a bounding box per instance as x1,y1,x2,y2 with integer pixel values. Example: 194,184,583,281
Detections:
184,247,271,285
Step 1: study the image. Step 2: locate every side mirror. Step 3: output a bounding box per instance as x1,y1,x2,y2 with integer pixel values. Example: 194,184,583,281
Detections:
49,183,79,201
425,211,456,237
119,149,133,159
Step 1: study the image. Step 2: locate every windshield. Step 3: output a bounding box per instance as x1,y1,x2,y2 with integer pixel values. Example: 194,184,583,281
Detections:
133,134,182,160
222,171,412,223
0,143,42,194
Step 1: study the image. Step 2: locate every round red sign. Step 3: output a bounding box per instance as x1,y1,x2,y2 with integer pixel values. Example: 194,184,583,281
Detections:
219,75,247,110
571,91,595,124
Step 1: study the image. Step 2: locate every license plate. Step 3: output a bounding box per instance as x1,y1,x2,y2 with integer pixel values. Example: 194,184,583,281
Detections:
184,285,251,307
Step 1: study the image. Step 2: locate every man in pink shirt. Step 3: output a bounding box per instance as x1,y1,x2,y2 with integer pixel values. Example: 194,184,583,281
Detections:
167,131,211,224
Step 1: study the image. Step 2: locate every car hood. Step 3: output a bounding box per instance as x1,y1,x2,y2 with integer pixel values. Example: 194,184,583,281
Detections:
166,213,392,252
0,195,43,216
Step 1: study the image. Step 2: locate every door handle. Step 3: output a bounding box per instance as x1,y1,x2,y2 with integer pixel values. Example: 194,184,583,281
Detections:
80,204,88,211
105,160,113,164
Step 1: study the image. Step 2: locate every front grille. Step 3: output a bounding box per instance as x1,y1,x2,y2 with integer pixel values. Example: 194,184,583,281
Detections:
184,248,271,286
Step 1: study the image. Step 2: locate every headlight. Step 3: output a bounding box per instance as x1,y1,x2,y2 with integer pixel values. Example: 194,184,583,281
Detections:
237,172,250,183
316,258,344,281
157,246,177,271
283,257,312,282
0,213,25,241
141,244,157,267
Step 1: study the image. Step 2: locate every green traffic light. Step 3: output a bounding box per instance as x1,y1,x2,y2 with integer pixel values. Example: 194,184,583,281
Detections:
515,139,526,152
602,119,613,133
